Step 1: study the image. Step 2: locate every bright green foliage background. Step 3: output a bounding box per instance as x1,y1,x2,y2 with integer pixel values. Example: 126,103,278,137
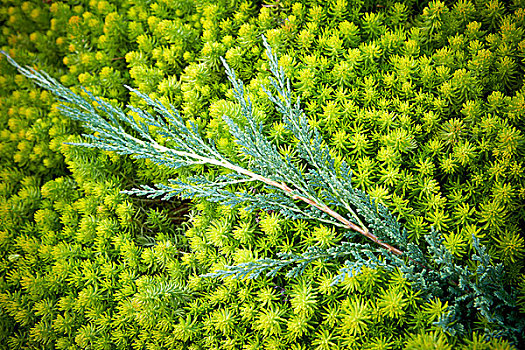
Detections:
0,0,524,349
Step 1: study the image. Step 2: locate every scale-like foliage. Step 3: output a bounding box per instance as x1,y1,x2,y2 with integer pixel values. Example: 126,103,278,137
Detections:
4,33,524,344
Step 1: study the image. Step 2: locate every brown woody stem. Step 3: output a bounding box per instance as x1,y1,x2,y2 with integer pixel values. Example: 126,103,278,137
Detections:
151,143,406,257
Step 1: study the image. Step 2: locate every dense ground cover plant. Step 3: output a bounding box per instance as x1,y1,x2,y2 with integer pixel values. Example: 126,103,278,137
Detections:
1,0,524,349
7,31,525,344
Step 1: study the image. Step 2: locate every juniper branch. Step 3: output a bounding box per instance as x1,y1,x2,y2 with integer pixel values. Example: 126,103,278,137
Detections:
3,42,523,343
203,242,388,283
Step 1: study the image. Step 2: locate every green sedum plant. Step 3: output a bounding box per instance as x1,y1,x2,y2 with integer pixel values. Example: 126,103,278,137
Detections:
4,33,523,344
2,0,525,349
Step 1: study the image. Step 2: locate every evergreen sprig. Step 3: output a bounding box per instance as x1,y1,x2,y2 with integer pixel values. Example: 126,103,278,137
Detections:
2,37,523,343
203,241,388,283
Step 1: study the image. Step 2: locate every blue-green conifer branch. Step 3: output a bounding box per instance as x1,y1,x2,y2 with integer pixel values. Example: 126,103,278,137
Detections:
203,241,389,283
2,36,524,343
